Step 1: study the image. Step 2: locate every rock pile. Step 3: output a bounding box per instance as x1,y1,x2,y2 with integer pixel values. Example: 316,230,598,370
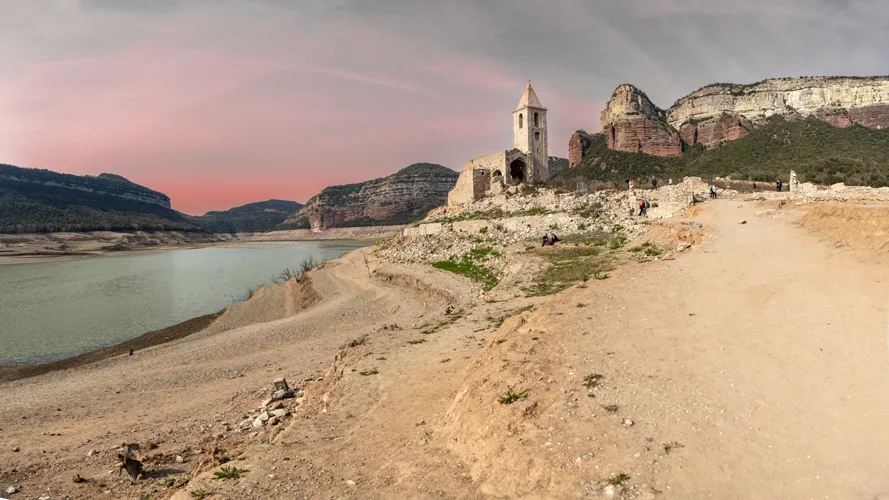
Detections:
238,378,300,431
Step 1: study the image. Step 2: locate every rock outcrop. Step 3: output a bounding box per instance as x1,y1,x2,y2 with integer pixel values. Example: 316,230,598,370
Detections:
600,84,682,157
279,163,458,231
667,77,889,130
679,115,752,149
568,131,596,168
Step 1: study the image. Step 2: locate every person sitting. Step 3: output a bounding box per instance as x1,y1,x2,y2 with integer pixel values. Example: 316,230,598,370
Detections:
541,234,549,247
549,233,560,245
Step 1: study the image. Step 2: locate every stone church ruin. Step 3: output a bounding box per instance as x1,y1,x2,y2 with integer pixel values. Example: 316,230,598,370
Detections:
447,82,550,205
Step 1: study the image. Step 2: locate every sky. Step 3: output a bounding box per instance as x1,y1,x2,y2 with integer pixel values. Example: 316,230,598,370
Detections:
2,0,888,214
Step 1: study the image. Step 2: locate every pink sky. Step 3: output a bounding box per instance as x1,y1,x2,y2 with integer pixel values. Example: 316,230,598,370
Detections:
0,5,602,214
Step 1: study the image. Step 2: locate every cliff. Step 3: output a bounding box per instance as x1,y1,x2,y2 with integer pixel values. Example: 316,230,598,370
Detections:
0,164,197,233
668,76,889,147
186,199,303,234
599,84,682,157
279,163,458,230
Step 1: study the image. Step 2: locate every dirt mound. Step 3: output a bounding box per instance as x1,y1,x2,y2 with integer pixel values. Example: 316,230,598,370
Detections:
639,220,707,250
201,277,320,335
799,204,889,253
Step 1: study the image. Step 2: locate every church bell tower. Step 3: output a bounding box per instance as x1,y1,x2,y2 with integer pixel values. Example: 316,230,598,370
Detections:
513,81,549,182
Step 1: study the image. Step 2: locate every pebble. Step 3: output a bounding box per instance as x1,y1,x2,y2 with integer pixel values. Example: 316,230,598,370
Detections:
5,486,18,494
268,417,280,426
270,409,289,418
253,417,265,429
87,449,97,457
346,479,356,486
261,398,274,408
259,411,270,422
12,446,20,452
623,418,634,426
175,455,184,464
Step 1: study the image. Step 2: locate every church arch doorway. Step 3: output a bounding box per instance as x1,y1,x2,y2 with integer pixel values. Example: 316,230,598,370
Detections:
509,158,526,183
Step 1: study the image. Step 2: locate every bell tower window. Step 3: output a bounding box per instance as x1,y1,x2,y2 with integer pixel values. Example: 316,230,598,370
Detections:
535,131,540,140
534,112,539,127
519,113,523,129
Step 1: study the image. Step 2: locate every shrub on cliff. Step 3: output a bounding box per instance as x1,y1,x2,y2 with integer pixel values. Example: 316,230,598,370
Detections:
561,116,889,187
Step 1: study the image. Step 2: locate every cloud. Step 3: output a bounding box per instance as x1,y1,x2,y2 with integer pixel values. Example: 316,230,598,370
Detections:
2,0,888,212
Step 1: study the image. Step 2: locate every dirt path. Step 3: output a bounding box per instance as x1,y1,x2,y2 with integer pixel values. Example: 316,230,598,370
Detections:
2,199,888,499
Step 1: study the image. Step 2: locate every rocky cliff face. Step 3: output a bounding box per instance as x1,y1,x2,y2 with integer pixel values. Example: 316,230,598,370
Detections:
599,84,682,157
280,163,458,231
679,115,753,149
667,77,889,130
568,131,595,168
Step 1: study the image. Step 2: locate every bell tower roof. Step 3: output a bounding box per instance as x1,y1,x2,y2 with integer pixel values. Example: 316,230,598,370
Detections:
515,81,545,111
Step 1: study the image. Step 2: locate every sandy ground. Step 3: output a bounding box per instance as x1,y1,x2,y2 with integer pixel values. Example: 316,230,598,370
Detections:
2,200,889,499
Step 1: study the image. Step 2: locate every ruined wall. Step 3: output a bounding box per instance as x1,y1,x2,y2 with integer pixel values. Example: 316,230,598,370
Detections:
448,152,507,206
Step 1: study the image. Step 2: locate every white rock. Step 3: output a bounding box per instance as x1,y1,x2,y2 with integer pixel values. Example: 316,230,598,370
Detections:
261,398,273,408
253,417,265,428
346,479,356,486
270,409,288,418
6,486,18,494
239,419,253,430
87,449,97,457
623,418,634,426
259,411,270,422
603,484,616,496
175,455,184,464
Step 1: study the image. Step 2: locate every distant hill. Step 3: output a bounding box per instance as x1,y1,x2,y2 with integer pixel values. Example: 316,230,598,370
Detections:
0,164,198,233
279,163,458,230
186,200,303,234
563,115,889,186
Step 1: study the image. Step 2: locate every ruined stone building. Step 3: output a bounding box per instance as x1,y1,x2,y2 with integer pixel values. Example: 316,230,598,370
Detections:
447,82,550,205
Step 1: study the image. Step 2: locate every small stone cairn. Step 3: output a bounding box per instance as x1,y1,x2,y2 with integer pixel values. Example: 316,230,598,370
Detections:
238,377,301,431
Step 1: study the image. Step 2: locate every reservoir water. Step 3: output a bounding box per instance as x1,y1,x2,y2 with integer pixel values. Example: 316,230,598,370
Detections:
0,241,368,365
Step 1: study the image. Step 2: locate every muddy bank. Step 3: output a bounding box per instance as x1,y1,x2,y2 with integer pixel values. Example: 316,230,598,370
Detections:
0,231,237,264
0,312,221,383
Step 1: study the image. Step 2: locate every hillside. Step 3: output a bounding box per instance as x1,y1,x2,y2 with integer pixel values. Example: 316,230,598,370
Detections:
186,200,302,234
278,163,458,230
564,115,889,186
0,164,198,233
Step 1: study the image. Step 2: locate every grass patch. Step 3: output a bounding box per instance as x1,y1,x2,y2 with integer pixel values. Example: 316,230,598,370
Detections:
498,386,530,405
212,467,248,480
421,310,464,334
359,368,379,376
606,473,631,486
583,373,604,389
495,339,507,344
644,247,662,256
191,490,215,499
664,441,685,454
488,305,534,327
433,252,499,291
602,404,620,413
407,339,427,345
592,271,609,280
526,247,614,296
440,358,451,363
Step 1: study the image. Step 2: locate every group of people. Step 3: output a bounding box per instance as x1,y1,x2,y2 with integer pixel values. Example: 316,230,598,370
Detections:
541,232,560,246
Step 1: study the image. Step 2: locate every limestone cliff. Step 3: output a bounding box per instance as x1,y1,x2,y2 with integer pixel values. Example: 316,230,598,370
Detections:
0,164,197,233
279,163,458,231
668,76,889,131
678,115,753,149
600,84,682,157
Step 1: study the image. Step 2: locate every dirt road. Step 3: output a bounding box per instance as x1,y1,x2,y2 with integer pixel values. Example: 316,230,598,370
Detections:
2,199,888,499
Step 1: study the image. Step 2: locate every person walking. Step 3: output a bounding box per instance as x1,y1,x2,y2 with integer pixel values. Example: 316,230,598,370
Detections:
709,184,717,199
638,200,647,216
651,178,658,190
776,180,782,192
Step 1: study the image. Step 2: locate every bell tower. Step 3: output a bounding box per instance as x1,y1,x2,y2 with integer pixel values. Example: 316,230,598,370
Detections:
513,81,549,182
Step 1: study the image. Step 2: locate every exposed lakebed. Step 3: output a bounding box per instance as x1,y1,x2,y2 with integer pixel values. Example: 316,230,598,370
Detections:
0,241,368,364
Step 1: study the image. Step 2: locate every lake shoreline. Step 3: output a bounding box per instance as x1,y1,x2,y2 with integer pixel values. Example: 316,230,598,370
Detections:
0,311,222,383
0,225,403,265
